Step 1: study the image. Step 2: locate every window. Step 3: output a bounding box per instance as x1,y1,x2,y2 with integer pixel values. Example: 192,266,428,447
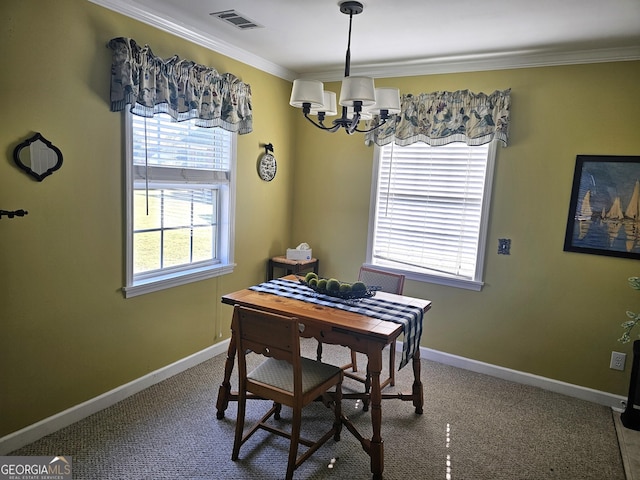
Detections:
367,141,497,291
123,112,236,298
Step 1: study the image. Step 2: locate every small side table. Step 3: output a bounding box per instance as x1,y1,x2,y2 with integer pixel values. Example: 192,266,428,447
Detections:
268,256,319,280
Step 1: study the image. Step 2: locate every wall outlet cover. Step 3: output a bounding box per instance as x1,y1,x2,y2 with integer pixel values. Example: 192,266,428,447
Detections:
610,351,626,371
498,238,511,255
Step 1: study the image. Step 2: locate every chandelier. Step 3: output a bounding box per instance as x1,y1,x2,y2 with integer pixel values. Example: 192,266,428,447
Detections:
289,1,400,135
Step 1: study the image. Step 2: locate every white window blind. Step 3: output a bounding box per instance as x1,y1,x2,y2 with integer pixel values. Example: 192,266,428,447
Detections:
370,142,494,288
132,115,231,172
124,113,236,297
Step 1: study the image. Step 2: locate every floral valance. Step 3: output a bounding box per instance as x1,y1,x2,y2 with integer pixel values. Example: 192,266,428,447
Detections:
108,37,252,134
365,89,510,147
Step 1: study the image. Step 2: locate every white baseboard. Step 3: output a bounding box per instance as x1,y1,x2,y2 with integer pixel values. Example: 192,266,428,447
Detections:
420,345,627,411
1,340,626,455
0,341,230,455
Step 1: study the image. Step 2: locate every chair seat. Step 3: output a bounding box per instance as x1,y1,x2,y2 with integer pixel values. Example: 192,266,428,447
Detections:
249,357,342,394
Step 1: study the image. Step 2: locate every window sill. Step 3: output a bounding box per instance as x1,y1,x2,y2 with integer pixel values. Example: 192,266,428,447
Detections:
364,263,484,292
123,263,236,298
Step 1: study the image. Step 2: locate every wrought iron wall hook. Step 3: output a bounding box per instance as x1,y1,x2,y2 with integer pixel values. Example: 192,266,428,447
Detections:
263,143,274,155
0,209,28,219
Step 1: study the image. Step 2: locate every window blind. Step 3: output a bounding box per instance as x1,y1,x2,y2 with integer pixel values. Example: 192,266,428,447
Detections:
131,114,231,172
373,142,489,280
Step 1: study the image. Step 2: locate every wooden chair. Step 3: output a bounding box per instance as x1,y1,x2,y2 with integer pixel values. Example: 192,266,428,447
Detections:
344,266,405,390
231,305,343,480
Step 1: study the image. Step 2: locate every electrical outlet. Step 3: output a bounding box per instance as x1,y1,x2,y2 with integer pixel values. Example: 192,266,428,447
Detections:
610,351,626,371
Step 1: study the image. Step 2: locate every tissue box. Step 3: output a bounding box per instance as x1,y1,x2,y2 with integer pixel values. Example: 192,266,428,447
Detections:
286,248,313,261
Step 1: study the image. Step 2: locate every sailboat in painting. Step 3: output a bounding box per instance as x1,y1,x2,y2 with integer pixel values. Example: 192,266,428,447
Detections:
607,197,624,220
625,180,640,220
605,197,623,245
576,190,593,220
575,190,594,239
622,180,640,251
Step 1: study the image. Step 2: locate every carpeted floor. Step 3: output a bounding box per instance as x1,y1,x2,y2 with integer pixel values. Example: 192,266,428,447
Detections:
10,340,626,479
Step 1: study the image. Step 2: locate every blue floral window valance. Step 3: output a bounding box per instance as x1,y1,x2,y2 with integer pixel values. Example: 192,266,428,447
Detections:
365,89,510,147
108,37,252,134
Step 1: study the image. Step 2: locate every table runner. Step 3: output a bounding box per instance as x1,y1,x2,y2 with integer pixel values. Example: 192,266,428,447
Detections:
249,278,424,369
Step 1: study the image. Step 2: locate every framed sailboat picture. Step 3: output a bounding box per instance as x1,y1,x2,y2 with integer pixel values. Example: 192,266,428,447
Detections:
564,155,640,259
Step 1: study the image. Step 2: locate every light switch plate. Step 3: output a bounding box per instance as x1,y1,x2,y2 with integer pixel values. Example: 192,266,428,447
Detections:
498,238,511,255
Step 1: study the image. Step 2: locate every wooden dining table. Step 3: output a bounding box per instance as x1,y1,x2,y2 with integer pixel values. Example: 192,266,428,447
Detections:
215,275,432,479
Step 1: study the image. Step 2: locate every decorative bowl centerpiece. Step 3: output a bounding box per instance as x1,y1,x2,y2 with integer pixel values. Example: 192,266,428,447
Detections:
297,272,381,300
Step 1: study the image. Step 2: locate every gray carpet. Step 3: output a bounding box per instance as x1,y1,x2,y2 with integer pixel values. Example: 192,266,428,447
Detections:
10,340,625,479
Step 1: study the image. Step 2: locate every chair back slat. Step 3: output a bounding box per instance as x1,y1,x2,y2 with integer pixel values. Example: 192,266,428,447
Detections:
358,266,405,295
236,307,299,363
233,306,303,396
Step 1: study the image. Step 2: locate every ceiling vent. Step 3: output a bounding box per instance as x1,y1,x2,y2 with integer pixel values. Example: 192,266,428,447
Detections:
210,10,263,30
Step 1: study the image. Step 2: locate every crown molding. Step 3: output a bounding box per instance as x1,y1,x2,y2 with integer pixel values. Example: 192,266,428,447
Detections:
302,45,640,82
90,0,639,83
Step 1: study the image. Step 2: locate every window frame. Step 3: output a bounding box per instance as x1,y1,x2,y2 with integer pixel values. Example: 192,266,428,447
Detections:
122,112,236,298
366,141,498,291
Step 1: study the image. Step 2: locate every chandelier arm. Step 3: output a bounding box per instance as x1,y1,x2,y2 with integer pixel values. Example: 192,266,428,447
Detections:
346,112,362,134
304,113,342,133
353,117,389,133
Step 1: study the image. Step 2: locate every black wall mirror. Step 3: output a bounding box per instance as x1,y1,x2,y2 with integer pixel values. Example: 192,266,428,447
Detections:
13,132,63,181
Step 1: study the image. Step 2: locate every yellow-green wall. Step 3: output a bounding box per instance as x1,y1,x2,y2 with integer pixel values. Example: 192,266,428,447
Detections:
0,0,296,436
1,0,639,438
292,64,640,399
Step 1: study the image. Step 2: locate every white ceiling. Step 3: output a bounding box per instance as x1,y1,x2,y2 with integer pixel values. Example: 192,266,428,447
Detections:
93,0,640,81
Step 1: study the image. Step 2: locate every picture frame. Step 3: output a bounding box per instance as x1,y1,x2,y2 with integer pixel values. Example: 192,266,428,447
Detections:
564,155,640,260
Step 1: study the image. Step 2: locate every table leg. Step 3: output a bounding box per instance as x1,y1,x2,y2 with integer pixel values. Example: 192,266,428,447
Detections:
411,347,424,414
363,363,371,412
367,350,384,480
216,333,237,419
267,259,274,281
